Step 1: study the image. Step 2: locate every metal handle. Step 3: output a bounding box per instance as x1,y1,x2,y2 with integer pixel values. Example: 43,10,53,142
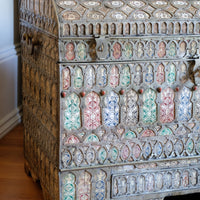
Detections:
95,36,109,60
192,59,200,86
23,33,32,45
23,32,41,55
184,58,200,89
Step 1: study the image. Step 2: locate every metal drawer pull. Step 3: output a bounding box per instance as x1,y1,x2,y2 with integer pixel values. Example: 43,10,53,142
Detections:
23,32,42,55
95,36,109,60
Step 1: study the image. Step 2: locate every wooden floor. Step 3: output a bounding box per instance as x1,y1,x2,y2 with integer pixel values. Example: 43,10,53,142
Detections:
0,124,43,200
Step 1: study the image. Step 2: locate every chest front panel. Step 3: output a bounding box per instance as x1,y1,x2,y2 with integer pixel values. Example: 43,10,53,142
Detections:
60,37,200,200
58,3,200,198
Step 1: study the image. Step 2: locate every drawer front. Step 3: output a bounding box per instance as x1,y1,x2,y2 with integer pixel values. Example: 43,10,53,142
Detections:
60,35,200,169
60,163,200,200
59,37,200,62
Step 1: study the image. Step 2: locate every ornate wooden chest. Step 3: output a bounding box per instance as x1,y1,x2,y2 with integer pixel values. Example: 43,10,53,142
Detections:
19,0,200,200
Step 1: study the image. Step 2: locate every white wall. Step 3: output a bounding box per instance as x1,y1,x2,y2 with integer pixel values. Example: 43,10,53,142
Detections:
0,0,22,138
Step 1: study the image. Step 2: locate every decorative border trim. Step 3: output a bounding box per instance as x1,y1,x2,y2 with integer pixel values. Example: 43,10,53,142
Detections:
60,37,199,62
111,166,200,198
0,43,21,64
0,106,22,139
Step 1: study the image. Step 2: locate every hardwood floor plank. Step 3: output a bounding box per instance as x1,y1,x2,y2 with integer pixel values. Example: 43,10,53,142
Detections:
0,124,43,200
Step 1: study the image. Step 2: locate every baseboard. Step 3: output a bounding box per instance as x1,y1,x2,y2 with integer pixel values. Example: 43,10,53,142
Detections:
0,106,22,139
0,43,21,64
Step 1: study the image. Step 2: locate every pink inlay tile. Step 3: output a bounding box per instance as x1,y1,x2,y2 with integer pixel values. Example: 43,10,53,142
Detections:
160,88,175,123
113,42,122,59
110,66,119,88
63,67,70,90
84,92,101,130
156,64,165,85
141,129,155,137
65,42,75,60
157,42,166,58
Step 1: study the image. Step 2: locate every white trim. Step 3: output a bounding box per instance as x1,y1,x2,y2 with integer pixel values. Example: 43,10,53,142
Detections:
0,106,22,139
0,43,21,64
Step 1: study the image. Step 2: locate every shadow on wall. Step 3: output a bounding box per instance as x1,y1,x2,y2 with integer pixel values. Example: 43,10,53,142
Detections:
14,0,22,107
14,0,20,44
165,193,200,200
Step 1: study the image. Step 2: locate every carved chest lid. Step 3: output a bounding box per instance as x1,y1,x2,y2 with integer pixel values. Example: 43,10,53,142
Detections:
56,0,200,22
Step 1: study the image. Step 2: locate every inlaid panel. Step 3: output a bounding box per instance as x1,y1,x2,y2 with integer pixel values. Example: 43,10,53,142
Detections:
61,38,200,62
64,93,81,131
156,64,165,85
62,173,75,200
85,66,95,89
62,67,70,90
144,65,154,85
77,171,91,200
94,170,107,200
160,88,175,123
61,165,200,200
84,92,101,130
103,91,119,127
142,89,157,124
122,90,138,126
65,42,75,60
111,167,200,198
134,65,143,86
178,87,192,122
74,67,83,89
109,66,119,88
60,59,200,170
121,65,131,87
